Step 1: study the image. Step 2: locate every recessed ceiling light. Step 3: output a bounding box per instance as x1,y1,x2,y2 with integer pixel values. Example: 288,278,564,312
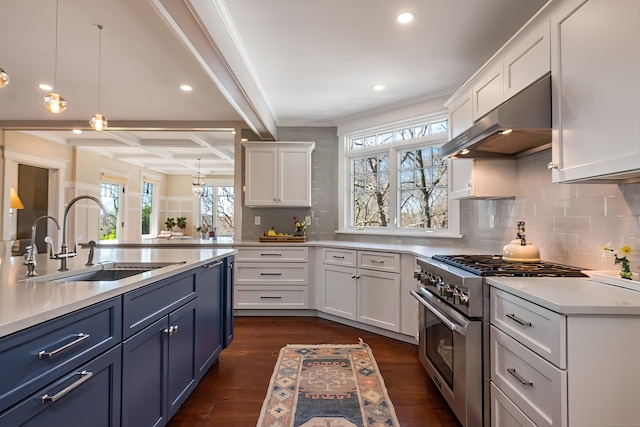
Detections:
38,83,53,91
396,12,415,24
180,84,192,92
372,84,385,91
72,129,82,134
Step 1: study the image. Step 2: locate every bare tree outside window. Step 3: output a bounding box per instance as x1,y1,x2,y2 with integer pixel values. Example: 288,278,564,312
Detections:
398,147,448,229
351,154,389,227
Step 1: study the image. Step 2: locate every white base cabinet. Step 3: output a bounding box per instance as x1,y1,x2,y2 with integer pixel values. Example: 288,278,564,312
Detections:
234,247,310,309
490,286,640,426
318,248,400,333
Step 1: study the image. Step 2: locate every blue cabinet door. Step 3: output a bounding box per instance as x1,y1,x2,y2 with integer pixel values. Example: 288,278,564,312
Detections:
0,344,122,427
122,316,168,427
224,256,235,348
194,260,224,380
167,300,197,418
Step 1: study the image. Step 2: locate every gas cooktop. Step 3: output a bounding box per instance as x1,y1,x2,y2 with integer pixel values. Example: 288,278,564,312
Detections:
431,254,588,277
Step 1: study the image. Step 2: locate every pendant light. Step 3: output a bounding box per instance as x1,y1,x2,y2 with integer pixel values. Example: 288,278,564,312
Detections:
0,67,9,88
44,0,67,113
90,24,108,131
192,159,205,197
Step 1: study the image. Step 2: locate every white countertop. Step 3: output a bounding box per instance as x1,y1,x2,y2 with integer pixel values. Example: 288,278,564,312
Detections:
487,276,640,315
0,247,235,338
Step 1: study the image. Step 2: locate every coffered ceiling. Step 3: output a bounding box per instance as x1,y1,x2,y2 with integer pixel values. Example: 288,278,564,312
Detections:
0,0,548,176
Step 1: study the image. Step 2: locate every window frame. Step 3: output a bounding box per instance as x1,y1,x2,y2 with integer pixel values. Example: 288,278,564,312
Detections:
197,178,234,238
339,114,461,238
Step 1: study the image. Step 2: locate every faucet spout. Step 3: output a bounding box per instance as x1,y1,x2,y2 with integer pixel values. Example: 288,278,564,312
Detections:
57,195,107,271
24,215,60,277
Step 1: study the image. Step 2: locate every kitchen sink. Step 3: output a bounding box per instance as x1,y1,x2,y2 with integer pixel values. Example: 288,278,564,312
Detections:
26,261,185,283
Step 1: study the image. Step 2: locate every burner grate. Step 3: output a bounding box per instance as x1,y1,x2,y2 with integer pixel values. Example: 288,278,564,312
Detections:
432,254,587,277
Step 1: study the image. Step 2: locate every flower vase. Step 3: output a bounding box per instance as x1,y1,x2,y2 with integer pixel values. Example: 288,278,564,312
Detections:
619,258,632,279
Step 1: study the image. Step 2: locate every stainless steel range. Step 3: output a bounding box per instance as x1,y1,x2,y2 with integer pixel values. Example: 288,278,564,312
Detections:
411,254,586,427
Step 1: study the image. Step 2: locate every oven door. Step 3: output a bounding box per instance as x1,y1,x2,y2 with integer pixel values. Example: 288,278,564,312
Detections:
411,287,483,427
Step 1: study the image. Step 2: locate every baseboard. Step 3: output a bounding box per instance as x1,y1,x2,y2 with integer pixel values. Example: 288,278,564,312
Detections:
234,309,418,345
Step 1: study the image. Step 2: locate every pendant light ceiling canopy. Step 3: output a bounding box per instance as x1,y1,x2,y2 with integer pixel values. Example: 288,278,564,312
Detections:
192,159,206,197
0,68,9,88
90,24,108,131
44,0,67,114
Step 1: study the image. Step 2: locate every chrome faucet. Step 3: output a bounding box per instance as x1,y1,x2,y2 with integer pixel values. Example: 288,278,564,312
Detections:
54,195,107,271
23,215,61,277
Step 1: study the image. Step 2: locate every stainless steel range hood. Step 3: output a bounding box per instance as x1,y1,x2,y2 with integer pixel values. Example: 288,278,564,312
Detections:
441,73,551,159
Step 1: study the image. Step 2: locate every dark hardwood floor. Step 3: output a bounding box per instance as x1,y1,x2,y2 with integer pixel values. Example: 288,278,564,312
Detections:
167,316,461,427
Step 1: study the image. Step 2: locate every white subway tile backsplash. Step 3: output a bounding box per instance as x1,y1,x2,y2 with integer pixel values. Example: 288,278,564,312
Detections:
464,149,640,269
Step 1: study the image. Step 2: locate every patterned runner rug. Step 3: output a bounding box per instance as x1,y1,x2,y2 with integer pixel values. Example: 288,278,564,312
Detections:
256,341,400,427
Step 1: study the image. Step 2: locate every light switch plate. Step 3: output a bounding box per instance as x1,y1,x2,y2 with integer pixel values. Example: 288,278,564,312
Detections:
254,216,261,226
305,216,311,225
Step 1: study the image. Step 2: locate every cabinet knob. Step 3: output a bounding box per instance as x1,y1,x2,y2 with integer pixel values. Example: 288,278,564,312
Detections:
466,182,473,188
547,162,558,170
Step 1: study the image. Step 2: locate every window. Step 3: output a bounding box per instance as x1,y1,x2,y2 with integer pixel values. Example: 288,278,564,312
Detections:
141,181,154,236
100,182,120,240
344,115,458,236
200,185,234,237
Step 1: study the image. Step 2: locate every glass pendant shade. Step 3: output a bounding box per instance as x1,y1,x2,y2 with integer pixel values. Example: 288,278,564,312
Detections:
0,68,9,88
44,92,67,113
90,113,108,131
192,180,204,197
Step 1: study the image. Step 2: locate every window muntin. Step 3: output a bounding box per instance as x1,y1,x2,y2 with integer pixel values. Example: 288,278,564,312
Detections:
349,118,448,150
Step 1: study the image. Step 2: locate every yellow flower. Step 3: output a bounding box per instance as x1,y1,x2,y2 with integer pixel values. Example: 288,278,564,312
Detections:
620,246,632,256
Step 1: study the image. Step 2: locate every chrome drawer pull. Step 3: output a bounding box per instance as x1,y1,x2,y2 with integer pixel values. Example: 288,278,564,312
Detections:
506,313,532,327
507,368,533,387
332,255,345,259
371,259,385,263
164,325,179,336
204,260,223,269
260,272,282,276
38,333,90,360
260,296,282,299
260,253,282,256
41,370,93,403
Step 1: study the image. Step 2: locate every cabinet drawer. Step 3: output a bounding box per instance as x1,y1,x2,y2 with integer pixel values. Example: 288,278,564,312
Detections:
491,288,566,368
491,326,566,427
235,287,308,309
322,248,356,267
0,344,122,427
123,272,196,339
235,262,308,285
0,297,121,414
236,246,308,262
358,251,400,273
491,383,537,427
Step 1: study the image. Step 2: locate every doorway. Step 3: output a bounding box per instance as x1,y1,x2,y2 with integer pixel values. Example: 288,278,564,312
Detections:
16,164,50,254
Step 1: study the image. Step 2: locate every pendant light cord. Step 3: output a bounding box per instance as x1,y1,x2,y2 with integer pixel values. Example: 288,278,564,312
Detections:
97,24,103,112
53,0,59,90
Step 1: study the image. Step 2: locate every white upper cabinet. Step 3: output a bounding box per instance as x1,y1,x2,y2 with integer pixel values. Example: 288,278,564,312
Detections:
472,62,504,121
243,141,315,207
449,158,516,200
503,18,551,100
550,0,640,183
447,5,551,127
448,89,473,139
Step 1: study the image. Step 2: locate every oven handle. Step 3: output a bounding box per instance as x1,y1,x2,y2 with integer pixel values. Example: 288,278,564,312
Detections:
410,289,468,337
